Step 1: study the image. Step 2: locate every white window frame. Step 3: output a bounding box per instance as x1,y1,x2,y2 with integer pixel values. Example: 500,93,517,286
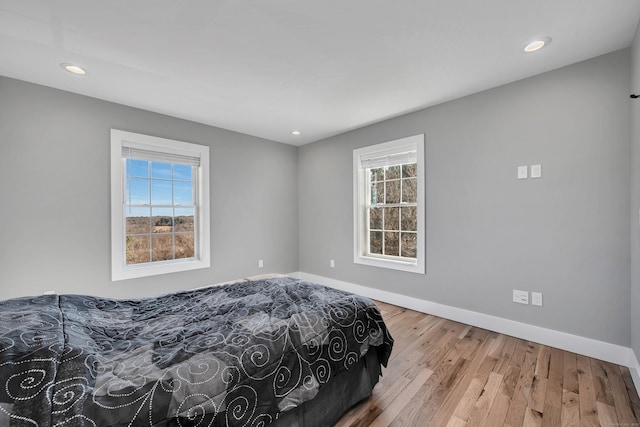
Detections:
353,134,425,274
110,129,210,281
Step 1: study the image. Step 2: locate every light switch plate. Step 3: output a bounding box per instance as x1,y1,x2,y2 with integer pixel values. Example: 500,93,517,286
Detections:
531,164,542,178
517,166,528,180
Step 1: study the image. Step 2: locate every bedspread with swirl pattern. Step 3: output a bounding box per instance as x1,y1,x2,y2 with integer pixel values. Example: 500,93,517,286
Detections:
0,276,393,426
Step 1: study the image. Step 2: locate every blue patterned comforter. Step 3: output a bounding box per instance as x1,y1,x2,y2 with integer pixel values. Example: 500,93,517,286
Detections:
0,276,393,426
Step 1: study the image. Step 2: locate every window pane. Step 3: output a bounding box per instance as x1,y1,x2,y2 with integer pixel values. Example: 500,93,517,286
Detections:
173,164,193,181
152,234,174,261
175,208,194,232
126,178,149,205
152,207,173,217
402,178,417,203
385,166,400,180
402,163,416,178
369,207,383,230
174,181,194,205
386,180,400,203
151,162,172,179
175,234,195,259
370,168,384,182
370,231,382,254
151,180,172,205
126,207,150,235
152,208,173,233
401,233,417,258
384,232,399,256
371,182,384,205
127,159,149,178
401,206,417,231
126,235,150,265
384,207,400,230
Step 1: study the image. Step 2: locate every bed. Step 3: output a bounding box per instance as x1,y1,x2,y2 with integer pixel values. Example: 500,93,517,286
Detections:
0,276,393,426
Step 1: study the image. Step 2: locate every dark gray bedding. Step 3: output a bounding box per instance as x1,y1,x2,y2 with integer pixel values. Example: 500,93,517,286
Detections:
0,276,393,426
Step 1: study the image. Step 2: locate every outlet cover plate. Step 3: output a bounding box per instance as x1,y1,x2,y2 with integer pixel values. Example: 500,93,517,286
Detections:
513,289,529,304
532,292,543,306
531,164,542,178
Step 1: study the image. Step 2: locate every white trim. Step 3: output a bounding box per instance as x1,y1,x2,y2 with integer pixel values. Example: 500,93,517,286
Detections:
110,129,210,281
293,272,638,376
630,349,640,397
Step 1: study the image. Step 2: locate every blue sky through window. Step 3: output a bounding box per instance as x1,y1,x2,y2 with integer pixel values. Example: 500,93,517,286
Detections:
125,159,194,217
151,162,172,179
127,159,148,178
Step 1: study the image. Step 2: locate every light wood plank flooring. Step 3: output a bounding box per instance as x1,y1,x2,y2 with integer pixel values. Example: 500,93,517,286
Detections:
335,301,640,427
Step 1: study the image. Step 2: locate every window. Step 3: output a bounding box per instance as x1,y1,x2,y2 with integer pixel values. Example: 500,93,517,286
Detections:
110,130,210,281
353,134,425,274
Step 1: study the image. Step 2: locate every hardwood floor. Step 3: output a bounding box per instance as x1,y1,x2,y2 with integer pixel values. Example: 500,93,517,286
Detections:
335,301,640,427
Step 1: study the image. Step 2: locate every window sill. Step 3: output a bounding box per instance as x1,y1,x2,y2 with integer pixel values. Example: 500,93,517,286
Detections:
354,255,425,274
112,257,210,281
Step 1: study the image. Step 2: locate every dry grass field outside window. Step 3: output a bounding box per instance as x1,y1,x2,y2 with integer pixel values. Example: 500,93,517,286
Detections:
126,216,194,264
369,163,417,258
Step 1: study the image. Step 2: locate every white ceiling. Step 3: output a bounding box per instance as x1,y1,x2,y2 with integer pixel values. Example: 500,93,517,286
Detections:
1,1,639,146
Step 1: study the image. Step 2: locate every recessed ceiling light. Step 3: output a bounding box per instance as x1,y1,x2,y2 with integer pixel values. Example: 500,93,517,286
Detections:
524,37,551,53
291,130,301,136
60,63,87,75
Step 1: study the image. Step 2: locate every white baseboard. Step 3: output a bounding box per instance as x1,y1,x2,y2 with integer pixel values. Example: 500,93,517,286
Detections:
293,271,640,397
630,350,640,397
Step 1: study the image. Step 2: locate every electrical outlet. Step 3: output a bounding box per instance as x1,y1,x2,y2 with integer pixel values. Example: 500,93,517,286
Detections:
532,292,543,306
513,290,529,304
258,259,264,268
330,259,335,268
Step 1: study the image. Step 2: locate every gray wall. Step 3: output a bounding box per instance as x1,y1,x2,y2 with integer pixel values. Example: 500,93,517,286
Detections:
0,76,299,300
299,49,632,346
631,30,640,359
0,49,634,348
